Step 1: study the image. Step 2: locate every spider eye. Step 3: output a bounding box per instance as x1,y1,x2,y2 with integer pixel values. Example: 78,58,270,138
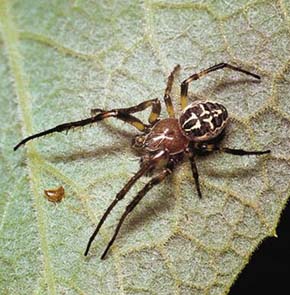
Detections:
132,135,145,148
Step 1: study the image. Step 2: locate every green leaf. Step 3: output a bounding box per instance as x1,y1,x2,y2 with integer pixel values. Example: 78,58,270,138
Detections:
1,0,290,294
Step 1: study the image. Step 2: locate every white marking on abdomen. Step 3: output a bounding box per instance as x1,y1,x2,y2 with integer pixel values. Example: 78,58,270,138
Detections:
203,116,214,130
182,112,201,131
184,119,201,131
200,104,210,117
213,109,223,117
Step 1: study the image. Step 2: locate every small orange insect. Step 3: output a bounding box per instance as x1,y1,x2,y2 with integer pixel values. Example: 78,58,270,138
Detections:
44,186,65,203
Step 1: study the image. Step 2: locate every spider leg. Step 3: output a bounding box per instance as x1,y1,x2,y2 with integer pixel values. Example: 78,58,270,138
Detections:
84,149,169,257
195,143,271,156
84,162,152,256
147,99,161,125
14,99,161,151
188,143,270,198
101,163,173,259
188,154,202,199
164,64,181,118
180,63,261,110
92,98,161,125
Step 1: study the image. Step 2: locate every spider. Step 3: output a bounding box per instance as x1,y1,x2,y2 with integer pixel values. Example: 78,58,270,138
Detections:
14,62,270,259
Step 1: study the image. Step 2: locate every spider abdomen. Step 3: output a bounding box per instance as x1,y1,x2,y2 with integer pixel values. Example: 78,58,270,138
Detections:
179,101,228,142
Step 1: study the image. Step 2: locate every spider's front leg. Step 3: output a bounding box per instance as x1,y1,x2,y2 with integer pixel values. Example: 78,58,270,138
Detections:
100,151,174,259
13,98,161,151
85,149,171,258
91,97,161,126
84,161,152,257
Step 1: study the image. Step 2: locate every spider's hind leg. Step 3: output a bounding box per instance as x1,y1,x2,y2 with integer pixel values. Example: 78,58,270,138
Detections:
188,154,202,199
180,63,261,110
195,142,271,156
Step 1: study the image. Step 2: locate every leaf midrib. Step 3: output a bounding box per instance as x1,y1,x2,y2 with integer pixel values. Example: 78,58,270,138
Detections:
0,1,56,294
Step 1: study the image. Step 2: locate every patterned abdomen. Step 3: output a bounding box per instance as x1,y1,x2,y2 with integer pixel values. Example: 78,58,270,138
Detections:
179,101,228,142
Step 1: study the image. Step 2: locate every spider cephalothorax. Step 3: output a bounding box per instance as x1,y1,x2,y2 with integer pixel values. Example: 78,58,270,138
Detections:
14,62,270,259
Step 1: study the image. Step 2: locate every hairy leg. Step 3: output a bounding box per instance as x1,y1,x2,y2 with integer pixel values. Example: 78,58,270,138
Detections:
85,150,169,257
14,99,161,151
180,63,260,109
163,64,180,118
101,165,173,259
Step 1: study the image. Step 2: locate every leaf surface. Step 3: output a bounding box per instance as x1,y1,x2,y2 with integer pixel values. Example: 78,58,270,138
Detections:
0,1,290,294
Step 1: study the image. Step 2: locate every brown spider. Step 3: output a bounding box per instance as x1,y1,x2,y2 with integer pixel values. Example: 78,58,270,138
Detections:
14,63,270,259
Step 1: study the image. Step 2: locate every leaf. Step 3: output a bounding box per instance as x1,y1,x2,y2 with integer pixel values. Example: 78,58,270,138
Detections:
0,0,290,294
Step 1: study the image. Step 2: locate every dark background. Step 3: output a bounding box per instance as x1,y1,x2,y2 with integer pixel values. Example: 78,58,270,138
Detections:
229,199,290,294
